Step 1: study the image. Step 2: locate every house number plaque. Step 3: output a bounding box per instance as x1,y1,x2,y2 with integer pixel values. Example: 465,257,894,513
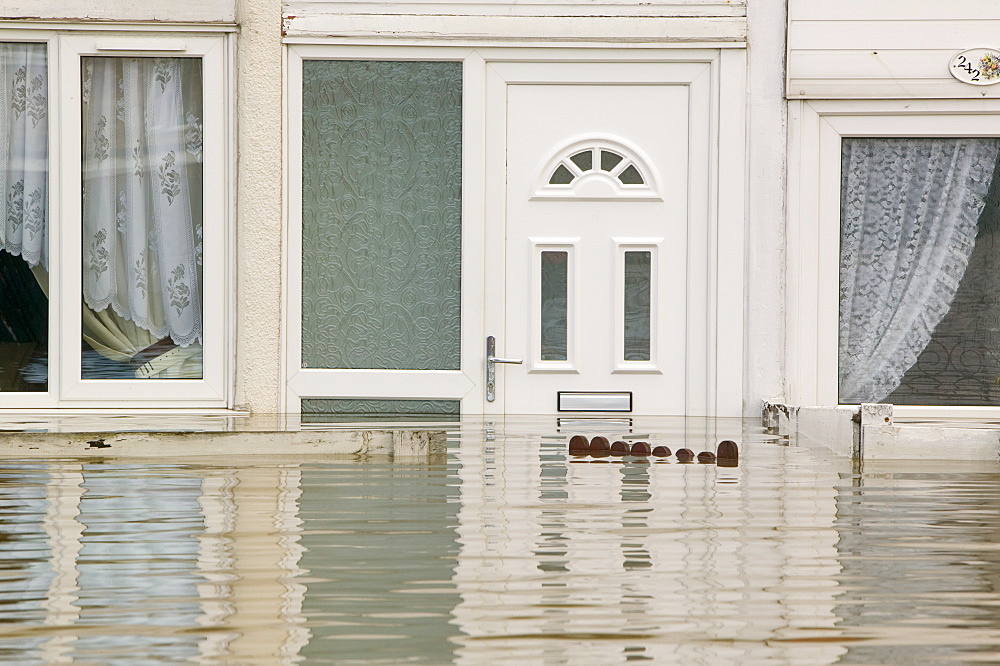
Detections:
949,48,1000,85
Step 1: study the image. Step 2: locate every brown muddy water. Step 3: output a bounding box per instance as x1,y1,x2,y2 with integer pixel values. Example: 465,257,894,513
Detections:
2,419,1000,664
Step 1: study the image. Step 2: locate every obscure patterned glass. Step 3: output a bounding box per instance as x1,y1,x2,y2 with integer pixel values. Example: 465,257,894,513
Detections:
0,43,47,392
569,150,592,172
540,251,568,361
549,164,574,185
601,151,623,172
301,61,462,370
624,251,651,361
618,165,644,185
301,398,460,422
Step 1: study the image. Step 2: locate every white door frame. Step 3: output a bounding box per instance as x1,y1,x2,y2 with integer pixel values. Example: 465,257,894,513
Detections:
283,45,746,417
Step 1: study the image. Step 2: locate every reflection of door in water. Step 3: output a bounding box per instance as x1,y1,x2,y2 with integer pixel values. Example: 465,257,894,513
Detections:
501,81,694,415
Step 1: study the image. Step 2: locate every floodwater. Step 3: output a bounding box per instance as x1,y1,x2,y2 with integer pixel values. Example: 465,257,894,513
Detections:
2,418,1000,664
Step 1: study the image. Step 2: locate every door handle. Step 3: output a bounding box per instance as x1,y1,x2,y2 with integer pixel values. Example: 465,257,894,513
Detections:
486,335,523,402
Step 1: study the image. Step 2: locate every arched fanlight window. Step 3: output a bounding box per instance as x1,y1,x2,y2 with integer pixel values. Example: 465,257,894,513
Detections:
534,137,660,201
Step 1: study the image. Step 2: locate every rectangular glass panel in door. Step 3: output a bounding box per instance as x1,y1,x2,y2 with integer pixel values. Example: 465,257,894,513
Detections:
80,57,204,379
540,250,568,361
301,60,462,371
0,43,48,392
839,137,1000,405
624,251,651,361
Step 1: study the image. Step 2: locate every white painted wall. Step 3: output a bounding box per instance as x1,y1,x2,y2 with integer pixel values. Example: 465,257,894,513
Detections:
744,0,788,416
233,0,284,413
789,0,1000,98
0,0,235,23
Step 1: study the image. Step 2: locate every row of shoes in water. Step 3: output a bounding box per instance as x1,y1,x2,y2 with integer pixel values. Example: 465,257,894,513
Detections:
568,435,739,465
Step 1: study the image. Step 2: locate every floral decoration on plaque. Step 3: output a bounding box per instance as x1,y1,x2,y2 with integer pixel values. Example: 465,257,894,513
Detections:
950,48,1000,85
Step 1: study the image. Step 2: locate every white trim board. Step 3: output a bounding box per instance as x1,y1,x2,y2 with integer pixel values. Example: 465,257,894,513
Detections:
283,14,747,43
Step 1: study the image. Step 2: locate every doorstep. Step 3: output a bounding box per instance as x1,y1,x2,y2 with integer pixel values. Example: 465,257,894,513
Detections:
0,412,448,458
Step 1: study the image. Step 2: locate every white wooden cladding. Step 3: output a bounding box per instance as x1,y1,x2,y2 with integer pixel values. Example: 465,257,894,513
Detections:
789,0,1000,98
0,0,236,23
282,1,746,42
285,1,745,18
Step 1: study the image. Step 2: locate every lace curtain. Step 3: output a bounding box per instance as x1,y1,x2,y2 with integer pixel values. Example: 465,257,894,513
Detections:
0,43,47,269
839,138,1000,403
2,49,204,380
83,57,203,348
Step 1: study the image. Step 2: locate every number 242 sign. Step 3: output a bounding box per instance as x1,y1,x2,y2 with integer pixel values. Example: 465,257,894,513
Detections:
950,48,1000,85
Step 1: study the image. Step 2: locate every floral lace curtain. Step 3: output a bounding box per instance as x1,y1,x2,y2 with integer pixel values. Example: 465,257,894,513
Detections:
0,43,47,269
82,56,204,352
839,138,1000,403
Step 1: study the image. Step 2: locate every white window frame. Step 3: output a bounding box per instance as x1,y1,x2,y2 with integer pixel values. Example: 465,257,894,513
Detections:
0,28,232,409
283,45,484,415
787,98,1000,418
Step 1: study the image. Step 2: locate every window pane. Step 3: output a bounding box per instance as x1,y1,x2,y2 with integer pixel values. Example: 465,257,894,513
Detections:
624,251,651,361
601,150,624,172
540,251,568,361
301,398,460,423
839,137,1000,405
80,57,204,380
569,150,592,172
548,164,574,185
618,164,644,185
301,60,462,371
0,43,48,392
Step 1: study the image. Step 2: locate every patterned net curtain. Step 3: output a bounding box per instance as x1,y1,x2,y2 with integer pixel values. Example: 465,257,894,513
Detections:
80,56,204,379
0,43,49,391
1,48,205,381
0,43,47,270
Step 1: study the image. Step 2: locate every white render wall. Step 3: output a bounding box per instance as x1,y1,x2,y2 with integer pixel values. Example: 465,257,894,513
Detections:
233,0,284,413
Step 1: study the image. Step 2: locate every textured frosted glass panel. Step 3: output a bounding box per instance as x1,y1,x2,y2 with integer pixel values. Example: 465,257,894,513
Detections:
569,150,592,172
624,251,651,361
301,398,460,423
618,164,644,185
301,60,462,370
601,150,623,172
540,251,568,361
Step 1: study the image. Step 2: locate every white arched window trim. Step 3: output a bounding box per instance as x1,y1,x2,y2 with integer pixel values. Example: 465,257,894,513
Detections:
532,135,662,201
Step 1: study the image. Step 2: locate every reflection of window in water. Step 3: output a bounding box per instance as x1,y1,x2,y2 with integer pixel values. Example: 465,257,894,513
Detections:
839,137,1000,405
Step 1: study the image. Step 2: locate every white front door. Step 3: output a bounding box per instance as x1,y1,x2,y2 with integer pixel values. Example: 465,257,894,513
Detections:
486,62,713,415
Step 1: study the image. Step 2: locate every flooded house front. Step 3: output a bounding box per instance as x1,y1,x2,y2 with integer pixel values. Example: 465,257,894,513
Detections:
0,0,999,441
5,4,1000,663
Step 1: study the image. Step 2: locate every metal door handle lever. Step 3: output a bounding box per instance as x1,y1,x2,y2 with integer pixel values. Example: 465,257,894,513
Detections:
486,336,523,402
488,356,523,364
